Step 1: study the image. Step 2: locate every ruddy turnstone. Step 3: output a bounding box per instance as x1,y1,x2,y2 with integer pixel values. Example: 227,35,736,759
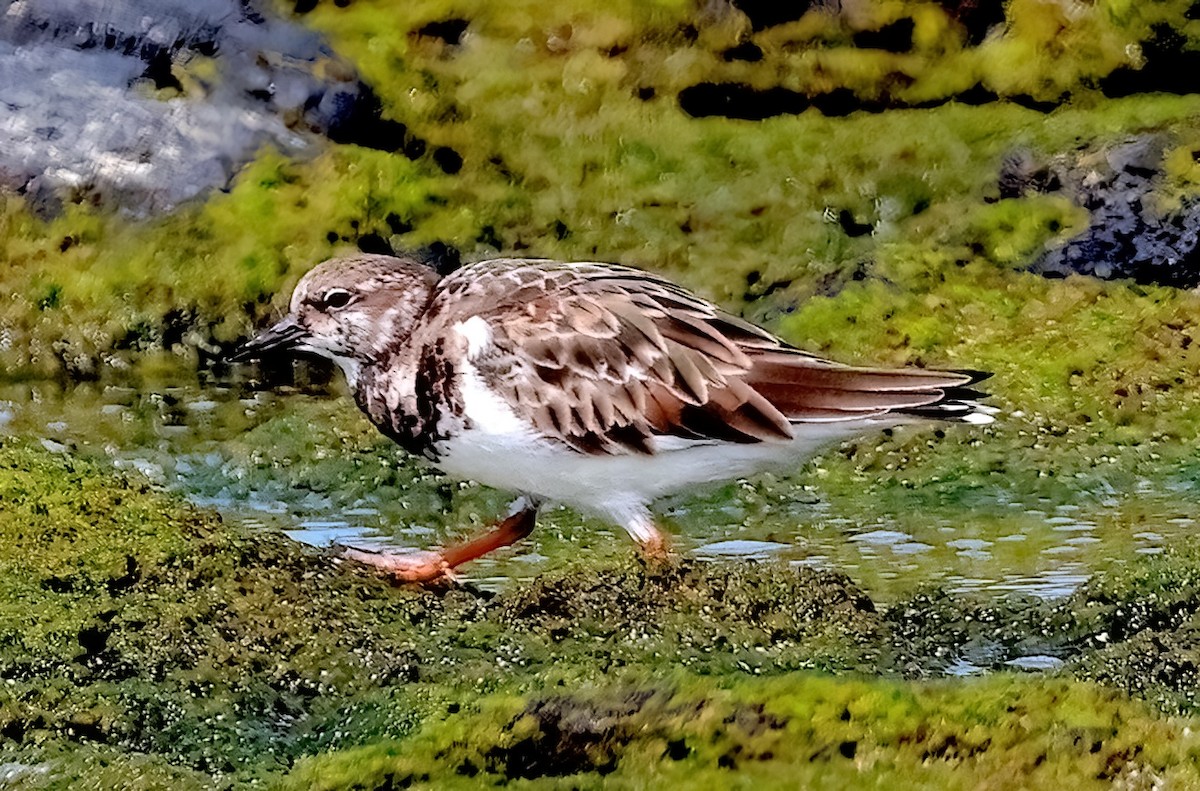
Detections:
232,254,992,583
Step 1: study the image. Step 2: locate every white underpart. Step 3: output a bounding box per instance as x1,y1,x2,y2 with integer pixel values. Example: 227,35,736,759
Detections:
295,342,362,389
434,361,887,545
437,322,994,542
330,356,362,389
455,316,494,360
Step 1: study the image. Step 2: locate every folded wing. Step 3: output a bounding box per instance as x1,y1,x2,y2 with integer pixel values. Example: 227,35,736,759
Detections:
431,260,986,455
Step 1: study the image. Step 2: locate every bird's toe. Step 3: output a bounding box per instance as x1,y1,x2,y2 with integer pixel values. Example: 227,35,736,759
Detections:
339,546,452,584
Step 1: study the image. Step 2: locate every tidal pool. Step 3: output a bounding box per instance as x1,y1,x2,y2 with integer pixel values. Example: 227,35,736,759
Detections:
1,374,1190,602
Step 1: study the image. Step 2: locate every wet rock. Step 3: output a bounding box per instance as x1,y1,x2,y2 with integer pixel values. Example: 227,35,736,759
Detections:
1014,136,1200,287
727,0,819,31
13,437,1200,785
1101,22,1200,97
934,0,1007,45
677,80,1061,120
496,558,883,665
0,0,400,215
1070,626,1200,714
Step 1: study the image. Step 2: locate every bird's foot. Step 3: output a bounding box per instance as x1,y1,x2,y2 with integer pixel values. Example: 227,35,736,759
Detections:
338,546,455,585
335,503,539,585
635,529,677,576
639,531,672,561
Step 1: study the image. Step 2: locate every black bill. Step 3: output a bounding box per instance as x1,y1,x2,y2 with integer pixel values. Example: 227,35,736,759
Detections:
227,317,307,362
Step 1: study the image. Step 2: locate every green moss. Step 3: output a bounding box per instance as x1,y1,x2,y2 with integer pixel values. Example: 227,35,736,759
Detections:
0,441,881,784
3,440,1200,785
3,3,1200,382
7,3,1200,786
0,146,448,377
281,675,1200,790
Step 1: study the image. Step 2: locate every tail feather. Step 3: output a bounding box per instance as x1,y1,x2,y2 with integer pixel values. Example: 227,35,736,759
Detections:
743,351,995,426
748,352,977,392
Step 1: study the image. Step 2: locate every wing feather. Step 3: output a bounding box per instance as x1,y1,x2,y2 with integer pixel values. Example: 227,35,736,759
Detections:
421,260,988,455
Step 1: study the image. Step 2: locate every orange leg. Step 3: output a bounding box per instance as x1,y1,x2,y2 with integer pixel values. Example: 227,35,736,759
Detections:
638,528,672,560
625,511,672,561
340,502,538,584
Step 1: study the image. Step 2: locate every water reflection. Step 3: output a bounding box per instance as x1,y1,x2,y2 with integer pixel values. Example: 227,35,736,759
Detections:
1,376,1192,602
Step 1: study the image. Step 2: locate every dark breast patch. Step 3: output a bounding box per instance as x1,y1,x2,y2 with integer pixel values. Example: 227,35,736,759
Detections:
412,338,465,458
356,341,466,462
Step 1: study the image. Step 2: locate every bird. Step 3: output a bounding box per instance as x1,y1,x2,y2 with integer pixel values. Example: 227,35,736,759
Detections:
231,253,993,583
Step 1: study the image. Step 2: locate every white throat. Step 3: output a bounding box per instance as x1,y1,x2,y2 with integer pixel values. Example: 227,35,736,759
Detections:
301,344,362,390
331,355,363,390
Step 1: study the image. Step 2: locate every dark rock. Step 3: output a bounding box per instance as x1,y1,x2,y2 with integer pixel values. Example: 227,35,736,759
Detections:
812,87,881,116
356,233,394,255
954,83,1000,106
413,18,469,46
722,41,764,62
678,81,1058,121
433,146,464,174
934,0,1006,45
322,83,412,153
418,242,462,276
1022,136,1200,288
1007,93,1066,113
0,0,400,215
837,209,873,238
852,17,915,53
385,212,414,235
729,0,818,31
679,83,810,120
141,47,183,91
1101,23,1200,97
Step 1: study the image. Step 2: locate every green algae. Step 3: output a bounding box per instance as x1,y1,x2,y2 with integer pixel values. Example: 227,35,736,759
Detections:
2,441,1200,786
280,676,1200,791
5,2,1200,786
2,9,1199,392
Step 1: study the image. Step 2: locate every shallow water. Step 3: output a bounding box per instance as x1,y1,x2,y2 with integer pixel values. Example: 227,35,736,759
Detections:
1,375,1190,601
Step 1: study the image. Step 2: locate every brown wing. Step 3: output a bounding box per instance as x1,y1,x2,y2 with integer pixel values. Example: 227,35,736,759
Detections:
427,259,979,456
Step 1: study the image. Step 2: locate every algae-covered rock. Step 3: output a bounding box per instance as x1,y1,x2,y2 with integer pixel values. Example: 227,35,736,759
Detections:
0,442,883,783
1064,544,1200,714
1012,135,1200,287
3,440,1200,786
5,0,1200,785
280,676,1200,790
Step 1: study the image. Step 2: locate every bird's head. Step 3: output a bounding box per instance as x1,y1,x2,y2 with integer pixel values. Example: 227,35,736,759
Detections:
230,254,440,386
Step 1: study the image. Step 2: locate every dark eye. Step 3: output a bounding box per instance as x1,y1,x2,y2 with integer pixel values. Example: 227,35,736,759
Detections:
321,289,352,310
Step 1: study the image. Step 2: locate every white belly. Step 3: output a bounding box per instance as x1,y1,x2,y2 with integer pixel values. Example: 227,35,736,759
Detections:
432,357,890,527
433,409,875,523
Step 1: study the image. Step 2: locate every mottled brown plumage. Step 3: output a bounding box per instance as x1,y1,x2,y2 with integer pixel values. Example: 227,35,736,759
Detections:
409,259,978,455
233,253,992,583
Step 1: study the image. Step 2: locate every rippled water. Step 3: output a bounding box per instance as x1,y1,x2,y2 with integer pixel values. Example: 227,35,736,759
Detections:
1,376,1190,601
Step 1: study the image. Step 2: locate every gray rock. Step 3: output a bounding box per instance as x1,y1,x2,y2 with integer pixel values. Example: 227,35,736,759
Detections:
0,0,405,215
1009,135,1200,288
